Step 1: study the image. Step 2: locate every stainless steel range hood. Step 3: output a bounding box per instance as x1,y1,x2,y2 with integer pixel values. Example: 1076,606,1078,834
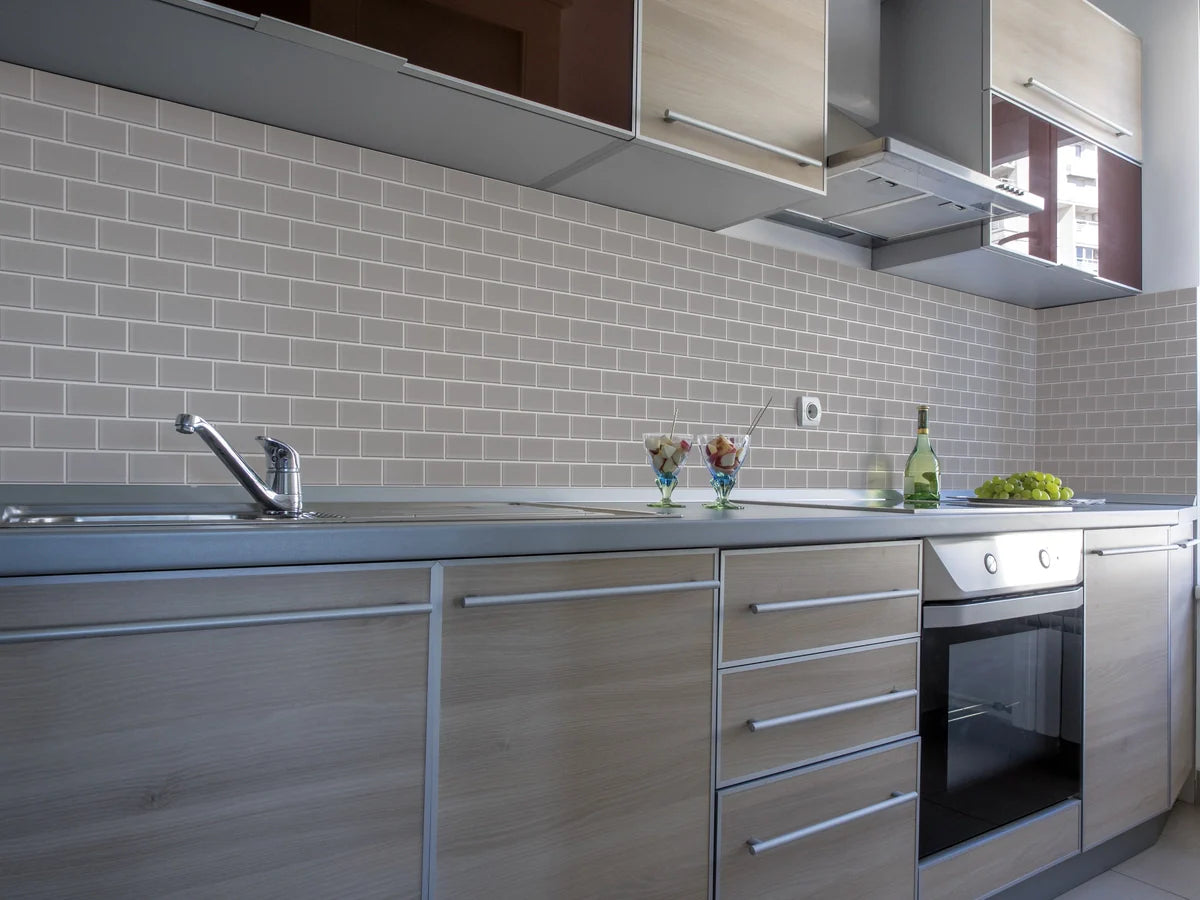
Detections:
773,137,1044,242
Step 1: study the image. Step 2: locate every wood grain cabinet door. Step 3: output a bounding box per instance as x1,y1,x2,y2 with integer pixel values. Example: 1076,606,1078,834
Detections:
990,0,1141,160
1082,528,1171,849
639,0,826,192
436,550,717,900
0,564,433,900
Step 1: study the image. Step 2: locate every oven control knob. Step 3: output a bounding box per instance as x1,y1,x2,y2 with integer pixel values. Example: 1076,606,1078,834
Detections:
984,553,998,574
1039,549,1052,568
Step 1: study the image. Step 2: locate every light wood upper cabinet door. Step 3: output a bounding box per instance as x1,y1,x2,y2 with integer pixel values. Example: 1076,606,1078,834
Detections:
437,551,717,900
1082,528,1170,849
990,0,1141,160
0,565,432,900
1168,524,1196,801
639,0,826,192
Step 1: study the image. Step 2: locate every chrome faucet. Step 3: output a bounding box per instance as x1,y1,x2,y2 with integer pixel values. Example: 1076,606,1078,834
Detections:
175,414,303,515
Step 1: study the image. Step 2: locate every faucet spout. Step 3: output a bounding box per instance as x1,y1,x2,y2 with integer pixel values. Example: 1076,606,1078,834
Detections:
174,413,303,515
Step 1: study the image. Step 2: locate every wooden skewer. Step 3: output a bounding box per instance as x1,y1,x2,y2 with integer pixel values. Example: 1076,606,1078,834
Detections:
668,408,678,442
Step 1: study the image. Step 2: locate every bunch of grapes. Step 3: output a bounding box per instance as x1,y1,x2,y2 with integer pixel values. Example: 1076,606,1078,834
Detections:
974,471,1075,501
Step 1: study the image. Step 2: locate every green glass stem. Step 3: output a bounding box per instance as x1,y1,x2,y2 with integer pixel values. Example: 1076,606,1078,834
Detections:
647,474,683,508
703,475,742,510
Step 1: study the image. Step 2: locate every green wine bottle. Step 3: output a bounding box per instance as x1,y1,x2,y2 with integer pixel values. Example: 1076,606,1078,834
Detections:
903,405,941,506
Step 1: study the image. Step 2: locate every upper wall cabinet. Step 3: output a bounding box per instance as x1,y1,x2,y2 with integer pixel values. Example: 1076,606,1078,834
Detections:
213,0,636,131
874,0,1142,306
991,0,1141,161
0,0,636,187
544,0,828,230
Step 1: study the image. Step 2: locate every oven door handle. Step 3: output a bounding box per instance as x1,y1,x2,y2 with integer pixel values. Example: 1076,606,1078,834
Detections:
923,586,1083,629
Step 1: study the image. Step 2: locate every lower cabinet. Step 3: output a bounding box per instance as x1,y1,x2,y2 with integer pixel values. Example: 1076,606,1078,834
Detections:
435,550,718,900
1168,523,1197,802
716,740,918,900
1082,528,1172,849
0,563,433,900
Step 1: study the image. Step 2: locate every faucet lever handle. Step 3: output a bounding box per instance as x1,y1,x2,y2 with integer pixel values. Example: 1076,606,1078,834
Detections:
256,436,300,472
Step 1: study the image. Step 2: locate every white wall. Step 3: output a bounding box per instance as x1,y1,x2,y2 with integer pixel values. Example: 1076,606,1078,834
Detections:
1091,0,1200,293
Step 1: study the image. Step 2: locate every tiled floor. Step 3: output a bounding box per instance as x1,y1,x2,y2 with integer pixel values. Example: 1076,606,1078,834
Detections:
1055,801,1200,899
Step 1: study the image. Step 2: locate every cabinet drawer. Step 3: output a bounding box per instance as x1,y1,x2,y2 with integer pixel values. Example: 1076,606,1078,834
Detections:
919,800,1080,900
719,640,917,785
990,0,1141,159
717,740,918,900
720,542,920,665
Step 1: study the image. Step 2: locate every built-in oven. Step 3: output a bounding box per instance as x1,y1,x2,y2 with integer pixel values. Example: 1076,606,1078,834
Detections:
919,530,1084,859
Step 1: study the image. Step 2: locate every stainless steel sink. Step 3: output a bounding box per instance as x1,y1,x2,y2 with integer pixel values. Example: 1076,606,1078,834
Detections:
0,504,337,526
0,501,674,527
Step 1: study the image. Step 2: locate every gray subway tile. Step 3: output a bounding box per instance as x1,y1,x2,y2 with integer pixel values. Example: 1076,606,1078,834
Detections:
34,279,97,314
0,96,64,139
68,181,127,218
34,346,97,381
33,71,96,112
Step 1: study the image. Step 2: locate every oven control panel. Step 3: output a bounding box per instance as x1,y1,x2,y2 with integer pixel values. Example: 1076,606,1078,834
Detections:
923,530,1083,601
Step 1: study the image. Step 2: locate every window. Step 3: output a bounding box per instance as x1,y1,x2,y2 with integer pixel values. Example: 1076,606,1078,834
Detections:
1076,247,1099,263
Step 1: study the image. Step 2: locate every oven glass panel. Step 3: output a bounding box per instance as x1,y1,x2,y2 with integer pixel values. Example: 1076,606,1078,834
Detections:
920,604,1082,858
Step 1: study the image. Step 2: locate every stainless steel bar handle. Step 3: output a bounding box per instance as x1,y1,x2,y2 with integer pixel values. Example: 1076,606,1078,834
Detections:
662,109,823,168
746,791,918,855
747,689,917,733
750,588,917,614
1023,77,1133,137
0,603,432,645
1090,544,1182,556
462,579,720,609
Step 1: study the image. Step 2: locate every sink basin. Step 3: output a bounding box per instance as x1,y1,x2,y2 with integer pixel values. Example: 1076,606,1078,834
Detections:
0,501,675,527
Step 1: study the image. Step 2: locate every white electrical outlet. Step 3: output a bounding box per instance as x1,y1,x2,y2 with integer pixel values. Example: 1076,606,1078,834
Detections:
797,395,822,428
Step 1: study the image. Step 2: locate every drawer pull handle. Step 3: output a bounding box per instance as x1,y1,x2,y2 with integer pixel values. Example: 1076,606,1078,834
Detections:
1090,544,1182,556
662,109,824,168
1177,538,1198,549
747,791,918,855
746,688,918,732
0,603,433,645
462,579,720,608
1022,77,1133,137
750,588,917,614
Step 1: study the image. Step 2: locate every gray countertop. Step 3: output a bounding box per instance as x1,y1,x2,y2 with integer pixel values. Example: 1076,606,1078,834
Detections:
1,485,1195,577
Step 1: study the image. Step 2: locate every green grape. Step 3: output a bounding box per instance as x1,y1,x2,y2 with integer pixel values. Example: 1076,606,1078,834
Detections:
1047,486,1061,500
1061,487,1074,500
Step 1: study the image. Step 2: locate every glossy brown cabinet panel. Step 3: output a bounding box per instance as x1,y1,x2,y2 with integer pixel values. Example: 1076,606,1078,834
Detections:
990,95,1141,290
217,0,635,129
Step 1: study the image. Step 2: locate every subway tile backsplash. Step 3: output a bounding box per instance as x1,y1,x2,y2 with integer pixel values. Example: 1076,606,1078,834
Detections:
0,62,1193,496
1036,289,1197,496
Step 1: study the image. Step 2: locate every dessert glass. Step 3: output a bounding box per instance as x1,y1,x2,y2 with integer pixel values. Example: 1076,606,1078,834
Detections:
698,434,750,510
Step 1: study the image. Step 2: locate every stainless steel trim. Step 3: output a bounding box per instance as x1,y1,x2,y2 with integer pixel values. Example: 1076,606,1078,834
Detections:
461,579,720,608
662,109,824,168
746,791,918,855
422,566,443,900
746,689,918,732
155,0,258,25
922,586,1083,629
1023,77,1133,137
0,603,433,644
751,588,918,614
1090,544,1181,556
254,15,408,70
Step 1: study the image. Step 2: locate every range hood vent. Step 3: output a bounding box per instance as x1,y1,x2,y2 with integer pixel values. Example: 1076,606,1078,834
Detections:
778,137,1044,242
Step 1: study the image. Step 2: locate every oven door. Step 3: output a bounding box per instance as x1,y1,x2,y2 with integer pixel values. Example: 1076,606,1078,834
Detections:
919,587,1083,859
